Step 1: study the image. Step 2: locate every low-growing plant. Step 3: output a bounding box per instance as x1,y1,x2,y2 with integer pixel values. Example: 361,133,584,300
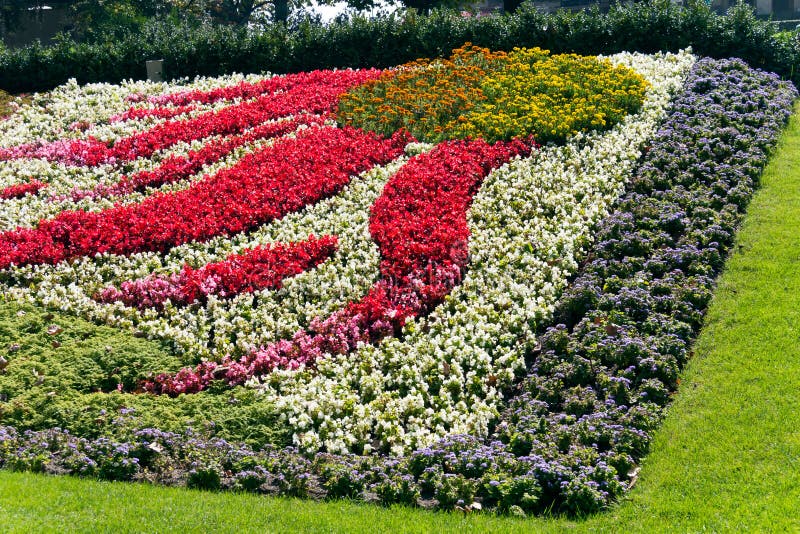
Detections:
0,44,795,520
187,464,222,490
373,473,421,505
338,44,647,143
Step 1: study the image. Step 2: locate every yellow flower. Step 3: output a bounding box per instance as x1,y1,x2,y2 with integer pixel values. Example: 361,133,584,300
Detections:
337,43,648,144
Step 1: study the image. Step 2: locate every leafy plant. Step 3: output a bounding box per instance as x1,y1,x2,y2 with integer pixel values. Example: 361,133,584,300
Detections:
1,1,799,94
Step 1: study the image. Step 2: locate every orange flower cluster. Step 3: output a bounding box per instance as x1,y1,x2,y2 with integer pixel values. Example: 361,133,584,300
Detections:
337,43,648,144
337,44,507,142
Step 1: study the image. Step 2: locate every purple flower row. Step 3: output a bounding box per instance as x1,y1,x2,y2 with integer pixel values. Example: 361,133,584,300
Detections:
0,57,795,516
494,57,797,513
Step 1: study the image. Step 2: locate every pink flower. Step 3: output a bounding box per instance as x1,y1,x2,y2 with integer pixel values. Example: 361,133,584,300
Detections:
96,235,338,310
143,138,535,396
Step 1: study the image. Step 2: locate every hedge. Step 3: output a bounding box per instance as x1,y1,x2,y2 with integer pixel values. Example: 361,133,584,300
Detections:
0,0,798,93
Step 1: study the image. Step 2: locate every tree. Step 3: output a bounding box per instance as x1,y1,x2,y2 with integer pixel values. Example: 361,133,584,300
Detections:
345,0,462,15
70,0,182,40
1,0,62,38
203,0,278,24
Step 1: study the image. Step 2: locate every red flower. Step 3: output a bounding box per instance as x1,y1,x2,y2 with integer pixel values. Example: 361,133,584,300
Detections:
97,235,338,310
0,126,409,270
109,104,196,124
0,180,47,200
69,114,325,201
0,69,382,167
144,138,534,395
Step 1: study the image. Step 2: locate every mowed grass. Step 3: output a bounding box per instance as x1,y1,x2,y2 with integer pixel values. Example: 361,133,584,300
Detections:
2,105,800,533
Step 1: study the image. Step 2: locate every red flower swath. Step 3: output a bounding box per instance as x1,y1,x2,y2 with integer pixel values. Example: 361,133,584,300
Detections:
0,69,382,166
109,104,197,124
66,114,325,201
147,69,367,106
96,235,338,310
0,126,410,270
145,137,533,395
0,180,47,200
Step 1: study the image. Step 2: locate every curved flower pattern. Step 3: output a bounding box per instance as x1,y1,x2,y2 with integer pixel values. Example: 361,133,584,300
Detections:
68,114,323,201
143,138,532,394
0,126,407,269
338,44,649,144
0,49,790,517
97,235,339,311
256,50,695,455
0,69,380,166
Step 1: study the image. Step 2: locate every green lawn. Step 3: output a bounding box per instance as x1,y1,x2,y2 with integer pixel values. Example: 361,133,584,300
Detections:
1,105,800,532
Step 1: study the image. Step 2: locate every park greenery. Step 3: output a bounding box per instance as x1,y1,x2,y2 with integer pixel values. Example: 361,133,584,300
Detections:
0,0,798,527
0,1,799,93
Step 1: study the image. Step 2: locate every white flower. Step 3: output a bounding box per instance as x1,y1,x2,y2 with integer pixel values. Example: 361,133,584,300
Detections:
0,50,696,456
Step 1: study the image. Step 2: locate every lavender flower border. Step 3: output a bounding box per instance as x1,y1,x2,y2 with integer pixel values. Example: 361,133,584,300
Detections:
0,58,796,517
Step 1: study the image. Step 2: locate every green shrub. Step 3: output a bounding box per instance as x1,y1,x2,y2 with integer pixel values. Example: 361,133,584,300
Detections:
187,465,222,490
0,0,798,94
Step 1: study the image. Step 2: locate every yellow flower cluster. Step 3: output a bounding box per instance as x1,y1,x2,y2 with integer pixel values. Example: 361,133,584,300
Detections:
337,44,649,144
455,47,649,143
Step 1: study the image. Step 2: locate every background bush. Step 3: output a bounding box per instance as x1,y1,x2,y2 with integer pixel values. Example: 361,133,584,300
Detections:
0,0,798,94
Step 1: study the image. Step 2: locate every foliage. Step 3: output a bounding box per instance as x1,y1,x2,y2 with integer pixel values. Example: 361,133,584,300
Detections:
0,91,29,119
66,0,293,41
0,0,798,94
70,0,170,41
0,300,289,449
496,56,796,512
3,104,800,534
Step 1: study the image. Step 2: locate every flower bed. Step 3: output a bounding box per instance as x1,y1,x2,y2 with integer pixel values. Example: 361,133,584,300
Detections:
0,69,379,167
142,137,532,395
0,48,795,516
338,44,649,144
